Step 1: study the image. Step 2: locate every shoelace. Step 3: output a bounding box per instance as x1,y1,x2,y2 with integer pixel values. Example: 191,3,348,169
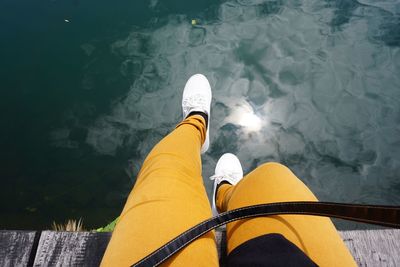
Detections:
182,94,208,115
210,172,241,185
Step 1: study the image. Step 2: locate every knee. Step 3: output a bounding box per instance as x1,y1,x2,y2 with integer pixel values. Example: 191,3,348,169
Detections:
257,162,291,173
247,162,295,184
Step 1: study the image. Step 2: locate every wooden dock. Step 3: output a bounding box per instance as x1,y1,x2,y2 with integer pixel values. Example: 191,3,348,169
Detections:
1,229,399,266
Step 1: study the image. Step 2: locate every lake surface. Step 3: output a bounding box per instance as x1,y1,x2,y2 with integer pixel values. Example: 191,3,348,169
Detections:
1,0,400,230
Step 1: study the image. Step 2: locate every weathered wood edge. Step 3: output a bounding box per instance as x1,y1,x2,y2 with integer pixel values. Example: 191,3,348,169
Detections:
339,229,400,266
0,230,37,267
32,230,111,267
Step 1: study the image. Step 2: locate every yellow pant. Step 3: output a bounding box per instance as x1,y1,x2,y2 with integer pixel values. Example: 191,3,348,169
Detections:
101,115,356,266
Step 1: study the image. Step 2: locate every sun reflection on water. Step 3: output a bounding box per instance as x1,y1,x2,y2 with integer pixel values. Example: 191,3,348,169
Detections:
238,110,262,132
227,102,265,133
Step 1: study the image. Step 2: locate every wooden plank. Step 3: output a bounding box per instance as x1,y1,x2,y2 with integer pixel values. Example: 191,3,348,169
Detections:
340,229,400,266
0,230,38,267
33,231,111,267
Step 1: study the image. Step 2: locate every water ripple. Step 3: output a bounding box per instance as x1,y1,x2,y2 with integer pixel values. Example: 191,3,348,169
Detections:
81,0,400,207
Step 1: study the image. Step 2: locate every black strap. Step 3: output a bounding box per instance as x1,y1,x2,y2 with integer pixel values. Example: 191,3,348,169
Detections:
131,201,400,267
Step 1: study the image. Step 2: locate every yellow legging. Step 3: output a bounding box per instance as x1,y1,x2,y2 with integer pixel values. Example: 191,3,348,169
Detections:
101,115,356,266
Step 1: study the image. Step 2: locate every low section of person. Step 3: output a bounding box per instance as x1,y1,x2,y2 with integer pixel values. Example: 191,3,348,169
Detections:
101,74,356,266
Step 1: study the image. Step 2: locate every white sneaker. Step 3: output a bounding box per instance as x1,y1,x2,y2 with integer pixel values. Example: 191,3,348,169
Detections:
182,74,212,153
210,153,243,216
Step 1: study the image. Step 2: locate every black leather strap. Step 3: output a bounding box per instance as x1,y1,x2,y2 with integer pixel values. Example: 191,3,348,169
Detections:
131,201,400,267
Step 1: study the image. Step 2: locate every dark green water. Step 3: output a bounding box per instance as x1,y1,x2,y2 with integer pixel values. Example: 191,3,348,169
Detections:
1,0,400,230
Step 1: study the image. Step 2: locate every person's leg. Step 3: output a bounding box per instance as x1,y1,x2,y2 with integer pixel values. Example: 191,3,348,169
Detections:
216,162,356,266
101,115,218,266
